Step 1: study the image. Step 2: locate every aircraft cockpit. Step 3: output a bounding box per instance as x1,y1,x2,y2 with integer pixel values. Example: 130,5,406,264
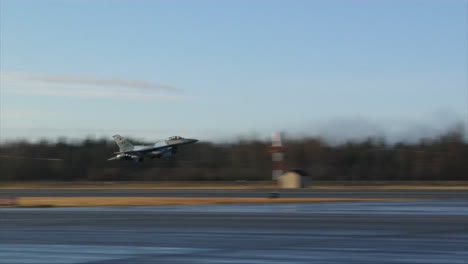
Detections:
167,136,183,140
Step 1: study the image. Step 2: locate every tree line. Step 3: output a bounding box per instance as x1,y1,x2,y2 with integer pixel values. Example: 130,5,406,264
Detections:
0,129,466,181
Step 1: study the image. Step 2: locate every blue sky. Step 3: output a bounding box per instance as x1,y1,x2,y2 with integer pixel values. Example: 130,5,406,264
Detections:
1,0,467,143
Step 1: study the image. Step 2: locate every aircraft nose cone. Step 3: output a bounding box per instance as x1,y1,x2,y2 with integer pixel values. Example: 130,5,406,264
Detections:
188,139,198,144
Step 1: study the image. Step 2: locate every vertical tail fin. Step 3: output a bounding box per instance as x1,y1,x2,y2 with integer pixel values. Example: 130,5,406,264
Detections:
112,135,134,152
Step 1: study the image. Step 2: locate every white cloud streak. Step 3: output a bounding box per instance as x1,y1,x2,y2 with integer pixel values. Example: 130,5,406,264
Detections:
0,72,190,101
1,72,179,91
8,87,189,101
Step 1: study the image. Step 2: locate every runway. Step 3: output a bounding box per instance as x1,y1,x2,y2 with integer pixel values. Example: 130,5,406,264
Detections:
1,189,467,200
1,201,467,264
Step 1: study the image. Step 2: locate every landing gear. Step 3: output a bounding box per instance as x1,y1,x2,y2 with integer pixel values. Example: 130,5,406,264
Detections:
133,157,144,163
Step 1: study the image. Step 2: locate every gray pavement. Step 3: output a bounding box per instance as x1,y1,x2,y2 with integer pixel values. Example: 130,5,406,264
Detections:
1,201,467,264
1,189,467,200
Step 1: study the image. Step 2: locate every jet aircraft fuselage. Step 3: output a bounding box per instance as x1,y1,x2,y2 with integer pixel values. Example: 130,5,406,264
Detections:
108,135,198,162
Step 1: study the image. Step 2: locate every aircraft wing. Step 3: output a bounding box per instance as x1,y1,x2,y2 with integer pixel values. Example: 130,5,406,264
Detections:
114,145,172,155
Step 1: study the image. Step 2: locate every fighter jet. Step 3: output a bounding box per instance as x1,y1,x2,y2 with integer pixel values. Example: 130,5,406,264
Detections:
108,135,198,162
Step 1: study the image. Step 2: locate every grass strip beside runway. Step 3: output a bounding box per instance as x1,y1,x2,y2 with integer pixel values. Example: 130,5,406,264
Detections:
2,181,468,190
15,197,415,207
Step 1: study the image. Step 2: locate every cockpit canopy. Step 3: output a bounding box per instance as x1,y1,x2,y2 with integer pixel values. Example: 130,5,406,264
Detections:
167,136,183,140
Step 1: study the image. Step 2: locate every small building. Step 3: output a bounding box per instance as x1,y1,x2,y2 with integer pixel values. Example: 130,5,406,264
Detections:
278,169,309,189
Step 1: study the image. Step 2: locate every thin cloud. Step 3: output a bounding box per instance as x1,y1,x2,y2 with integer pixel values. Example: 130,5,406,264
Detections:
9,87,190,101
0,72,190,101
0,109,52,119
1,72,179,92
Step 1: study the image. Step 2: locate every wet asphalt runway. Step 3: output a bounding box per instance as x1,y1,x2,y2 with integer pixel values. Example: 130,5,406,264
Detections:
1,201,467,264
1,189,467,200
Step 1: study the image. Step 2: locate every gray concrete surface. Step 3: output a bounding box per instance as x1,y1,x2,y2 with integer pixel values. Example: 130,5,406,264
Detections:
1,201,467,264
1,189,467,200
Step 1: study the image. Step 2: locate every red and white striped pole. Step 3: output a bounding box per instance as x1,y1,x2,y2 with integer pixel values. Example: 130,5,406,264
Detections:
270,132,285,182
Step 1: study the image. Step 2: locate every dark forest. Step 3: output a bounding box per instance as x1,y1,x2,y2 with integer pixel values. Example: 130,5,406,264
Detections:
1,129,466,181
